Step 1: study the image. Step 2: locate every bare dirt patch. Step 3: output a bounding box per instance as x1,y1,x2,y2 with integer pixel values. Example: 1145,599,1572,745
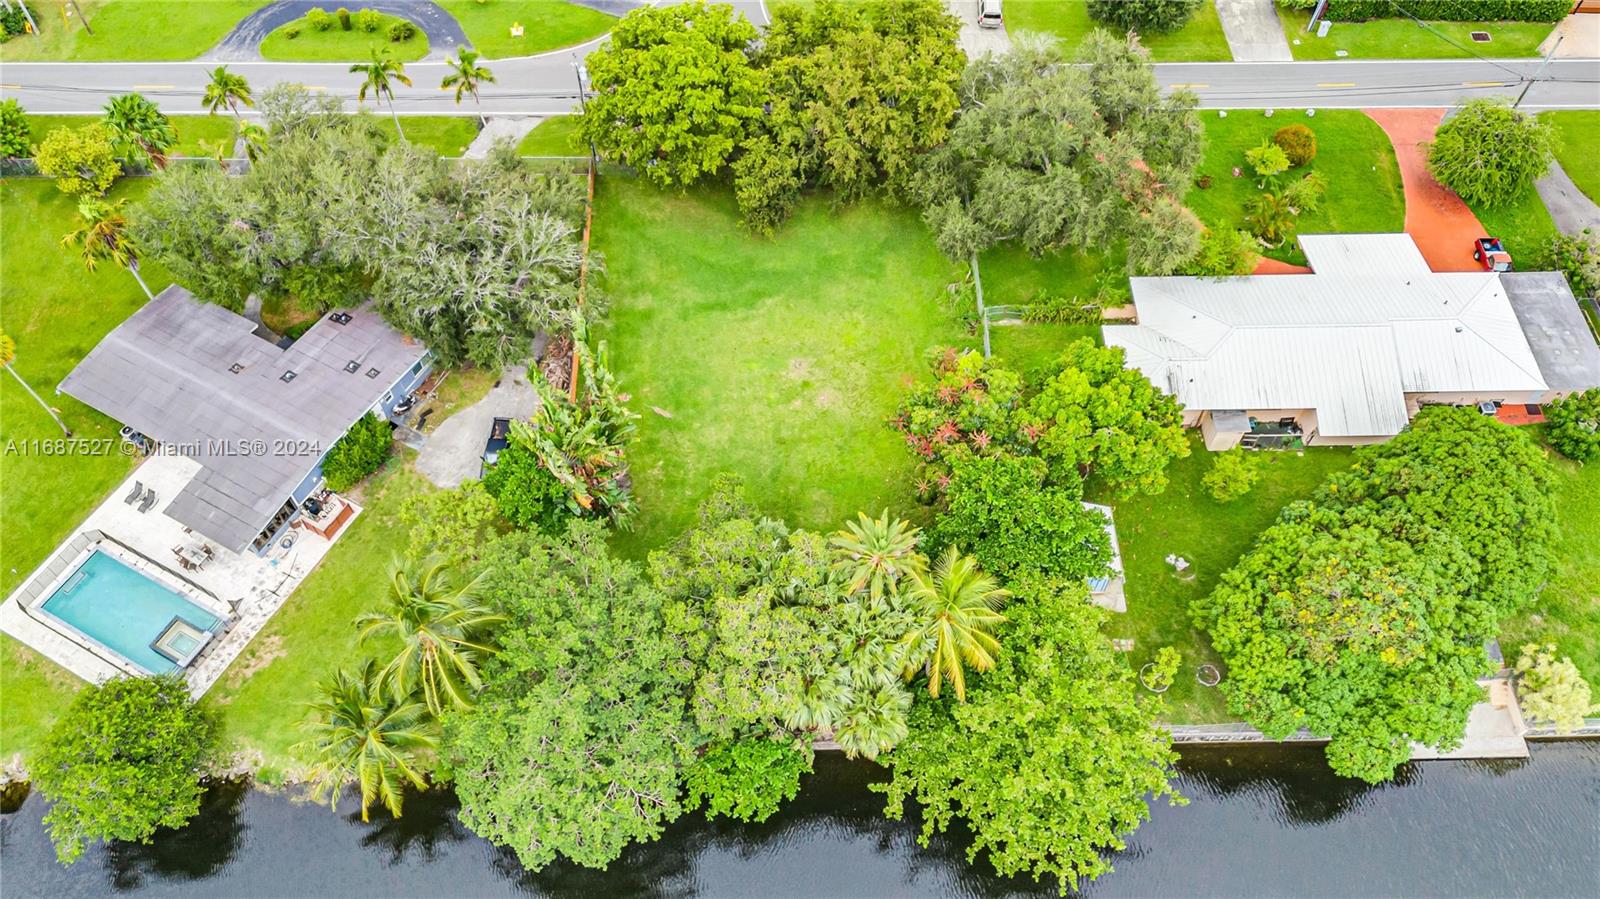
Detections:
219,633,285,693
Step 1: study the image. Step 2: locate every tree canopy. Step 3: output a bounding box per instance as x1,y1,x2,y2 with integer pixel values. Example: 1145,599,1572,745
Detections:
930,452,1111,582
1426,99,1552,207
32,676,218,864
877,578,1181,893
1087,0,1204,35
911,31,1203,272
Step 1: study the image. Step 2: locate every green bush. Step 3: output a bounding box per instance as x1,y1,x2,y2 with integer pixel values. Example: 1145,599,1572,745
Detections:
336,6,352,30
1187,227,1260,277
1277,0,1569,22
355,8,381,33
1272,124,1317,167
482,441,570,532
387,20,417,42
1427,100,1553,208
0,98,29,158
1246,140,1290,180
320,411,393,491
1087,0,1204,35
1282,170,1328,214
1530,229,1600,300
285,25,301,39
1545,388,1600,463
1202,448,1261,502
34,123,121,196
1,2,31,39
306,7,333,31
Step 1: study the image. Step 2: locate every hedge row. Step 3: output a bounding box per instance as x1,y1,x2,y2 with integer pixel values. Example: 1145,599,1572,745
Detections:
1278,0,1570,22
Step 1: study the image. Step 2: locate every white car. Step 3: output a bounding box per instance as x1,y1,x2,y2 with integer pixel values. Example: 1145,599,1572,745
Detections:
978,0,1003,29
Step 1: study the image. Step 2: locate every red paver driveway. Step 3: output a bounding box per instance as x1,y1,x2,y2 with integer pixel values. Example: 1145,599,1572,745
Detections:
1363,108,1487,273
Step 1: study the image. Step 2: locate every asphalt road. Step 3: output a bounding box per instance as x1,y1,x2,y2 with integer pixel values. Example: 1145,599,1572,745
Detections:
2,47,1595,116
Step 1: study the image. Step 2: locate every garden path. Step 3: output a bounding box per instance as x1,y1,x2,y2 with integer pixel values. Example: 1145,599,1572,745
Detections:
1535,160,1600,236
463,116,540,158
1364,107,1486,272
207,0,468,62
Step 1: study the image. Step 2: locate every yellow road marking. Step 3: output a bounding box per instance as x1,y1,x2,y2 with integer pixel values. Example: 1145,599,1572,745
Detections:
0,83,19,89
1169,83,1209,89
1463,81,1504,87
131,84,175,90
1317,82,1357,88
306,85,327,92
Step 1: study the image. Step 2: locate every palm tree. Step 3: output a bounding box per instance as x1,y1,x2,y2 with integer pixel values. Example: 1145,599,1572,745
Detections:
298,661,437,822
201,66,253,122
1,331,73,438
902,546,1008,702
351,48,412,139
441,47,495,126
830,511,924,601
61,197,152,299
238,121,269,164
354,555,503,717
103,93,177,169
1246,191,1295,247
831,681,911,761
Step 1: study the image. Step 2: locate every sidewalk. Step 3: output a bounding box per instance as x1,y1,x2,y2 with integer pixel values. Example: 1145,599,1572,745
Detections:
1215,0,1292,62
1536,160,1600,236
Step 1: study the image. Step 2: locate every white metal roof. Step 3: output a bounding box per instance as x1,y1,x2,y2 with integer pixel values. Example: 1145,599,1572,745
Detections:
1104,234,1548,438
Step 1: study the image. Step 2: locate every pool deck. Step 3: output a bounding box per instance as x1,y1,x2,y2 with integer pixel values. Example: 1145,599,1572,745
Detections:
0,453,355,697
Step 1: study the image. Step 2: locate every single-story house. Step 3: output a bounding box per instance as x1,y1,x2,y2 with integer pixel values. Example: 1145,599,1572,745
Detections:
1104,234,1600,449
59,286,431,554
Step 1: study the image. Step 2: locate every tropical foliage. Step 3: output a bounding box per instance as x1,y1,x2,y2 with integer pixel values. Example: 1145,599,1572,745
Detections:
1529,229,1600,300
1427,99,1553,207
508,343,638,523
1195,407,1556,782
201,66,253,120
481,441,570,532
930,453,1111,582
32,676,217,864
1544,387,1600,463
1515,643,1595,734
350,47,412,137
901,546,1008,702
299,660,438,822
102,93,178,169
1187,226,1261,276
34,123,121,196
878,579,1182,894
683,739,813,823
319,412,393,492
1202,447,1261,501
0,98,28,158
911,31,1203,273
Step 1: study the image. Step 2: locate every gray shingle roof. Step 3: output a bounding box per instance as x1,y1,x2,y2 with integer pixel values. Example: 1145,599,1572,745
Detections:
1502,272,1600,393
59,286,427,551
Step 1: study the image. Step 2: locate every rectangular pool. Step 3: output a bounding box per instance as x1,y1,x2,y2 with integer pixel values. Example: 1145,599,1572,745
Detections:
39,549,222,675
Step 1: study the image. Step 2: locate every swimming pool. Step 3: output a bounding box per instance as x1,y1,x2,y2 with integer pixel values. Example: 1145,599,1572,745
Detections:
38,549,223,675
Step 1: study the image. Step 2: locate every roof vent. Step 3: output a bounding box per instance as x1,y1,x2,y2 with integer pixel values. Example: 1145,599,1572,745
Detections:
366,367,381,379
344,360,361,373
280,370,297,382
1454,326,1464,333
229,363,245,374
329,312,353,325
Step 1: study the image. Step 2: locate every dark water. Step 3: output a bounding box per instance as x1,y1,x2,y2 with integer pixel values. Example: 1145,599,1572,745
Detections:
3,742,1597,898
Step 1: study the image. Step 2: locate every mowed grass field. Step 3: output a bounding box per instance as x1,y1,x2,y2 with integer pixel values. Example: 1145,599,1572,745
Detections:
1278,8,1554,60
1005,0,1232,61
593,178,973,555
0,0,267,61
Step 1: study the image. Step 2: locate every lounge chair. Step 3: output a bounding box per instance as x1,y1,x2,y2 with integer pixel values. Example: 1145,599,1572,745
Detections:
123,481,145,505
138,490,158,513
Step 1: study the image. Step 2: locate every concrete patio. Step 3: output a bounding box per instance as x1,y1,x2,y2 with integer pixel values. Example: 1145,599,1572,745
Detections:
0,452,354,697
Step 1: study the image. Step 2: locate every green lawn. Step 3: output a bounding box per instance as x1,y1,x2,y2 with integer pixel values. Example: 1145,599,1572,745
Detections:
1278,8,1554,60
1005,0,1232,61
1466,182,1559,261
0,0,267,61
27,114,238,159
1500,449,1600,688
0,177,176,762
988,322,1103,379
401,116,482,157
516,115,585,156
1090,437,1357,722
260,12,428,62
1185,109,1406,265
1543,111,1600,205
594,177,972,555
436,0,615,58
203,461,419,777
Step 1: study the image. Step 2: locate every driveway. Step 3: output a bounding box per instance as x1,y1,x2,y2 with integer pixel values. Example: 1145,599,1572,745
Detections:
208,0,469,61
1215,0,1292,62
1536,161,1600,236
945,0,1009,57
415,366,539,489
1364,108,1486,273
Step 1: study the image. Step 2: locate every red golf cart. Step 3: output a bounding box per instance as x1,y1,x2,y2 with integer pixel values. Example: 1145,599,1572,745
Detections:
1472,237,1513,273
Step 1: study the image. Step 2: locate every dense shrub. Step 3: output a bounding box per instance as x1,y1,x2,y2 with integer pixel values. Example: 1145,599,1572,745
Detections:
0,98,29,158
1086,0,1204,34
1277,0,1569,22
1427,100,1553,207
1,2,31,40
1187,227,1260,277
34,124,121,196
482,441,570,532
284,25,301,39
1530,229,1600,300
321,411,393,491
1516,644,1595,734
306,7,333,31
1272,123,1316,167
1245,140,1290,180
1545,388,1600,463
336,6,352,30
388,20,416,42
1202,448,1260,501
355,8,381,33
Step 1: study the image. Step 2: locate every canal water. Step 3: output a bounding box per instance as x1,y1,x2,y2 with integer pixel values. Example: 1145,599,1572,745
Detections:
2,742,1596,897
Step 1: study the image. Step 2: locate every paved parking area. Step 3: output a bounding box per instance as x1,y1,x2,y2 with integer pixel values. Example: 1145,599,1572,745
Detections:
415,365,539,488
945,0,1010,57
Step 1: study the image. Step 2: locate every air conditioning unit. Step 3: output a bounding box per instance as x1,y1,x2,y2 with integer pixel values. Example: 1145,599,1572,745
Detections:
1477,401,1498,415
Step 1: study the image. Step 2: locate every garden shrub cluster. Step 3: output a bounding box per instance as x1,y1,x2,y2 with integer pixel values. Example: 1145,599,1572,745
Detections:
388,20,416,42
1087,0,1203,35
1531,229,1600,300
0,98,29,158
319,411,393,492
1272,123,1317,167
1202,448,1260,502
356,8,381,33
1,1,32,40
306,7,334,31
1544,388,1600,463
1426,99,1552,208
1276,0,1569,21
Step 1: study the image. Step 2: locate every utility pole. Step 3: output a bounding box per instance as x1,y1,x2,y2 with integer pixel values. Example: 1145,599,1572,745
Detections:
1514,32,1564,109
970,253,991,359
572,57,597,166
68,0,92,35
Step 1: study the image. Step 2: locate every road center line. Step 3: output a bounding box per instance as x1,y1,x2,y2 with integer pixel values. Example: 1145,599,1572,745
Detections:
1317,82,1357,88
131,84,176,90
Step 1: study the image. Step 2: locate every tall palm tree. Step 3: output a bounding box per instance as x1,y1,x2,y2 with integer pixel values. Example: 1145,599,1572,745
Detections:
1,331,72,438
354,555,503,717
830,511,925,601
351,48,412,140
903,546,1008,702
201,66,253,122
61,197,152,299
238,121,269,163
831,681,911,761
103,93,177,169
441,47,495,126
298,661,437,822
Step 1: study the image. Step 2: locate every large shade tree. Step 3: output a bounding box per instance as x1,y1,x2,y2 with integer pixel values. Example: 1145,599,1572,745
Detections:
911,31,1203,273
1426,99,1552,207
